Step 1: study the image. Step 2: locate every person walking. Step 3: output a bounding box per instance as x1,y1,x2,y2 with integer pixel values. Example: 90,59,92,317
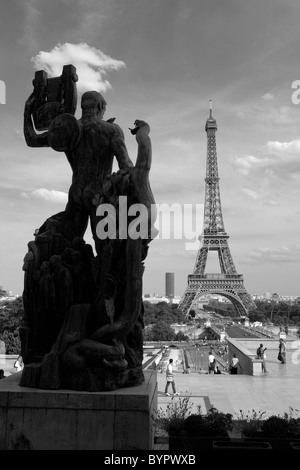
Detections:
0,369,6,379
165,358,179,396
257,344,268,373
278,338,286,364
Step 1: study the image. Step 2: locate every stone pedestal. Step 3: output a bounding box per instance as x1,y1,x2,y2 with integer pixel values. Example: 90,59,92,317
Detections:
0,370,157,450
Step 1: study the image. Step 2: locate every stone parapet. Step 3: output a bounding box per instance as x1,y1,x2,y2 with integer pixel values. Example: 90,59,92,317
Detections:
0,369,157,450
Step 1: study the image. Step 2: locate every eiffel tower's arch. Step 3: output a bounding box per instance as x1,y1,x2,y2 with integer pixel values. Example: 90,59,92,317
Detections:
179,273,256,317
192,290,248,318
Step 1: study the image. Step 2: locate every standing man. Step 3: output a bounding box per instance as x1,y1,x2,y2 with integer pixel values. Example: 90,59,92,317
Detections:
257,343,268,373
165,358,179,396
279,338,286,364
208,350,216,374
230,353,240,375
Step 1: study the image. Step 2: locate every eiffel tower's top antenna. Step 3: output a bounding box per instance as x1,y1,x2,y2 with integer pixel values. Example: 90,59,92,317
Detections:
205,99,217,131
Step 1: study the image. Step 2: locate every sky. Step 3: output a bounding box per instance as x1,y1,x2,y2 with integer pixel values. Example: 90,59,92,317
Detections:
0,0,300,299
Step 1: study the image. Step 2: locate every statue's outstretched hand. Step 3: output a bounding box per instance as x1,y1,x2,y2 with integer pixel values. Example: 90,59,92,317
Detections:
129,120,150,135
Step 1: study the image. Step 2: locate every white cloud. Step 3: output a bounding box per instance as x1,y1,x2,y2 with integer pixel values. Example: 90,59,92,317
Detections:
233,155,265,176
233,138,300,179
242,188,279,206
263,199,280,207
242,188,259,200
20,188,68,204
266,139,300,156
261,93,274,100
248,245,300,263
31,42,126,94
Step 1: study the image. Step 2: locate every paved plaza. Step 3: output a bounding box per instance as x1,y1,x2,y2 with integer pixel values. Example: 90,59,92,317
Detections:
156,347,300,418
154,346,300,451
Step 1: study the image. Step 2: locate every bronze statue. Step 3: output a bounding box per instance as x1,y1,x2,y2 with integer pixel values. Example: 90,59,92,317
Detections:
20,66,156,391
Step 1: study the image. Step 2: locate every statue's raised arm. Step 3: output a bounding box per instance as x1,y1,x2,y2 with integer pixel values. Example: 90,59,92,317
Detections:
23,93,49,148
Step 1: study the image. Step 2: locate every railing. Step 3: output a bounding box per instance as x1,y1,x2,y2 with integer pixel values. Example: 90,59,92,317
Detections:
244,325,275,339
188,273,243,281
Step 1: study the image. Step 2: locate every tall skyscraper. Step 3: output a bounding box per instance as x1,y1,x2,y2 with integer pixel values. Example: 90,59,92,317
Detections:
165,272,175,299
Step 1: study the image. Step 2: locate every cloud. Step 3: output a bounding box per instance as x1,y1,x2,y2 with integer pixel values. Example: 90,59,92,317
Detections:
242,188,259,200
242,188,279,206
233,155,265,176
247,245,300,263
20,188,68,204
261,93,274,100
20,0,40,52
266,139,300,156
167,138,193,151
31,42,126,94
233,138,300,179
263,199,280,207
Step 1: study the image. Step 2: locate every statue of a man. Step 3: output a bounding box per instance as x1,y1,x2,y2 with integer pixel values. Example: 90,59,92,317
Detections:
21,83,156,391
24,90,134,248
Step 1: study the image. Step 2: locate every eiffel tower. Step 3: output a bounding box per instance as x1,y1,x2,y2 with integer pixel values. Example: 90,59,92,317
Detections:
179,101,256,317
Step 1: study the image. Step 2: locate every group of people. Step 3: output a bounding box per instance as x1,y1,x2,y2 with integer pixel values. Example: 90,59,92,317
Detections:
253,338,287,374
164,353,223,395
216,337,287,376
163,338,288,396
209,348,245,375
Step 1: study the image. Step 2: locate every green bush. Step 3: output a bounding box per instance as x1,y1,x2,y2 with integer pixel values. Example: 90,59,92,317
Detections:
199,406,233,437
261,416,290,438
261,413,300,438
183,406,233,437
183,414,206,437
234,409,266,437
153,399,233,438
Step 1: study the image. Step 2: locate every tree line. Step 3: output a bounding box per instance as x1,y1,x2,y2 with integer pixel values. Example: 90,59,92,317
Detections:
0,296,23,354
3,294,299,350
203,299,300,326
143,301,189,342
0,296,190,352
